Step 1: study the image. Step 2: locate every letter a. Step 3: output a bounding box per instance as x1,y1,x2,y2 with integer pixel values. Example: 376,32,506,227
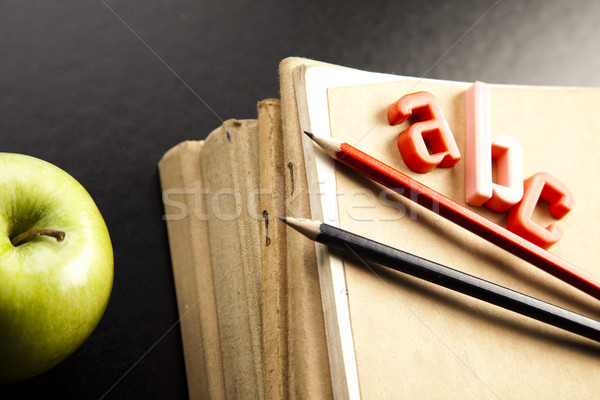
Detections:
388,91,461,174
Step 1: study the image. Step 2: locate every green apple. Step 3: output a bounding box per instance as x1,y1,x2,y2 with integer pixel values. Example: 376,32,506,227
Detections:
0,153,113,383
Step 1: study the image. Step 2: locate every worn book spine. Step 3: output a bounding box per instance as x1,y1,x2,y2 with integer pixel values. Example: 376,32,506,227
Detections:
258,99,289,400
158,141,226,400
279,58,334,400
199,120,265,400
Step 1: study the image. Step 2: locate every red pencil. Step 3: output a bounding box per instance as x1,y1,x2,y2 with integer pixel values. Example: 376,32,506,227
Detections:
304,131,600,301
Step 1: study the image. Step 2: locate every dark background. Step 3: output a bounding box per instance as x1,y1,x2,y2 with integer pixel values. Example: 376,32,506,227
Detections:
2,0,599,398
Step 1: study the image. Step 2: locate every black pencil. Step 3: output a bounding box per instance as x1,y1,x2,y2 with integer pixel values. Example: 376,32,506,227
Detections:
303,131,600,300
279,216,600,343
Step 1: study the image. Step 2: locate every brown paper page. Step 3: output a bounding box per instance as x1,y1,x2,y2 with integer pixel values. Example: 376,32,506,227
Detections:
327,80,600,399
158,141,226,400
257,99,289,400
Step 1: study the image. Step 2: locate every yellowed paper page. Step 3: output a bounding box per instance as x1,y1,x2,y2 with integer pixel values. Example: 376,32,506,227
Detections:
326,79,600,399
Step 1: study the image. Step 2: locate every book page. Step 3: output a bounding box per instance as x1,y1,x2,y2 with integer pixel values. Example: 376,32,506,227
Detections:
325,79,600,399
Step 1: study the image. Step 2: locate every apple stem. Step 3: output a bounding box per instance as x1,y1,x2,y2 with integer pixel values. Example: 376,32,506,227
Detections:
11,229,66,247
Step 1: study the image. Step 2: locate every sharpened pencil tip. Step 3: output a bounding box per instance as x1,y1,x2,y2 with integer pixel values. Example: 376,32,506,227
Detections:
278,216,321,240
303,132,342,157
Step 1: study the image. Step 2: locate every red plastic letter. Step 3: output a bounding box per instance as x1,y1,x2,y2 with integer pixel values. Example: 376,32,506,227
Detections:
507,172,574,249
388,91,461,173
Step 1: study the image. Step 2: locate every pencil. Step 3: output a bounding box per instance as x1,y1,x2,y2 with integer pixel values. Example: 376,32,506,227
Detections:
304,131,600,301
280,216,600,343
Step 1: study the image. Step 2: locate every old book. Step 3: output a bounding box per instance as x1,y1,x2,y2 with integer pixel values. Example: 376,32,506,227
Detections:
159,140,226,400
281,58,399,400
257,99,288,400
160,57,600,400
199,119,264,400
289,58,600,399
160,119,264,400
279,58,334,400
161,96,337,399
